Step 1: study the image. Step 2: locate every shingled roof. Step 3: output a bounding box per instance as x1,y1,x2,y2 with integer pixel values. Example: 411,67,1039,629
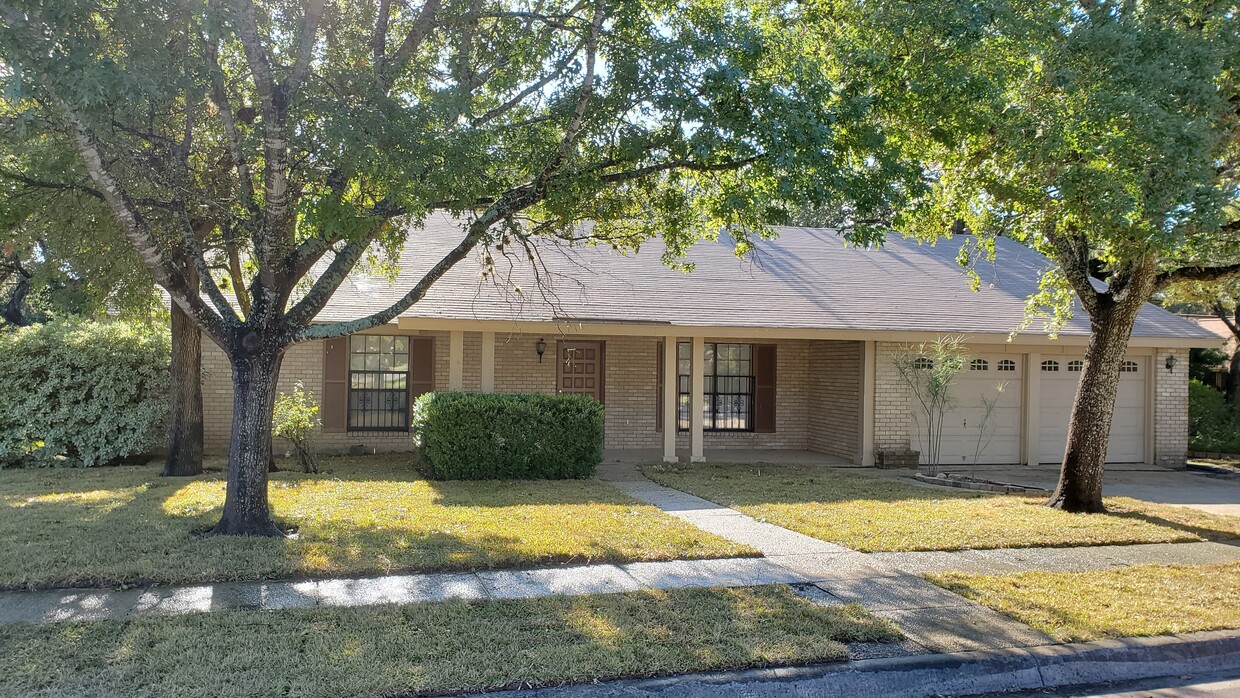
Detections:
313,213,1215,343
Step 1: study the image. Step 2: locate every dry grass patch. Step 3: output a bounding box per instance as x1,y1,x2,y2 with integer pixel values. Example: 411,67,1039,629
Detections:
928,563,1240,642
0,585,900,698
0,456,752,590
643,463,1240,552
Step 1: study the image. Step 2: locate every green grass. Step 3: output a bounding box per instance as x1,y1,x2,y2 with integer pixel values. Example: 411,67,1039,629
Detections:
0,456,753,590
643,462,1240,552
928,563,1240,642
0,585,899,698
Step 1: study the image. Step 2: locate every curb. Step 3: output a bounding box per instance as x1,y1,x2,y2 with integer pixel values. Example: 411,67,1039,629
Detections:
479,630,1240,698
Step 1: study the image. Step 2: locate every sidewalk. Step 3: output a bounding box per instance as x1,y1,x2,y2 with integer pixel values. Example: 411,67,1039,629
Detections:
0,461,1236,660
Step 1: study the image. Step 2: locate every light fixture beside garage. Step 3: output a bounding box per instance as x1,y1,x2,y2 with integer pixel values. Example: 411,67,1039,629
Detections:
536,338,547,363
1165,355,1177,373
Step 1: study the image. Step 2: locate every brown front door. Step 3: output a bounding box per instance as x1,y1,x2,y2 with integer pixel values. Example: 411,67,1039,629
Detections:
558,341,605,403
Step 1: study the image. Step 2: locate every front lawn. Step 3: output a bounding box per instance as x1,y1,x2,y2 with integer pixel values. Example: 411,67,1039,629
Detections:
643,463,1240,552
0,457,752,590
928,563,1240,642
0,585,899,698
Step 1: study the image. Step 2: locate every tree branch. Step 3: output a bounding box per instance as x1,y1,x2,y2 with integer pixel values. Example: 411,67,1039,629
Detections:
381,0,442,93
55,99,232,341
284,0,326,101
1157,262,1240,289
283,240,368,327
1045,225,1101,316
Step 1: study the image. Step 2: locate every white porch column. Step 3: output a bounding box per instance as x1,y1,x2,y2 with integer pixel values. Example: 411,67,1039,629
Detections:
663,337,678,463
860,340,876,466
1023,351,1041,465
690,336,705,462
481,331,496,392
448,330,464,391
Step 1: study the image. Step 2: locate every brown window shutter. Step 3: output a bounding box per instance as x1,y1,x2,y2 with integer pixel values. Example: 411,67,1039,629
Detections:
655,341,663,433
754,344,777,433
322,337,349,433
409,336,435,398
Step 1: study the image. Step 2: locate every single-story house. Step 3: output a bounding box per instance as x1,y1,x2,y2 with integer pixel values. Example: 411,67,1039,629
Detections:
200,214,1218,467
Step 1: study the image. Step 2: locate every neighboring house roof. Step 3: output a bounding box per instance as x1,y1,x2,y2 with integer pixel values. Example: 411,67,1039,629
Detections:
1184,315,1235,352
312,213,1216,344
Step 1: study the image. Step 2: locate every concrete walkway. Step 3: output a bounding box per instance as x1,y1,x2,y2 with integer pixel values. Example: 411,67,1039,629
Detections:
594,462,1056,653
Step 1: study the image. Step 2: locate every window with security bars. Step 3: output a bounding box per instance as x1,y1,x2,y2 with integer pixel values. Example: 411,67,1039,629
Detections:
677,342,754,432
348,335,410,431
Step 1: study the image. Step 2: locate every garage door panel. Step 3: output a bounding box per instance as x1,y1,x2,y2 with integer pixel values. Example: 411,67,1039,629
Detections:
1038,356,1146,464
911,354,1023,465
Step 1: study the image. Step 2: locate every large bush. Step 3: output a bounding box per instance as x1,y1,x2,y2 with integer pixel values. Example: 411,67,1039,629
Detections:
0,319,170,467
412,392,604,480
1188,379,1240,454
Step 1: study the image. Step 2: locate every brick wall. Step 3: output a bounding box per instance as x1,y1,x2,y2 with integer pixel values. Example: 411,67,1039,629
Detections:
873,340,913,453
1153,347,1188,467
808,340,862,461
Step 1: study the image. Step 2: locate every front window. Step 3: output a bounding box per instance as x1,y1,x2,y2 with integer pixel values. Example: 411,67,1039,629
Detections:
678,342,754,432
348,335,410,431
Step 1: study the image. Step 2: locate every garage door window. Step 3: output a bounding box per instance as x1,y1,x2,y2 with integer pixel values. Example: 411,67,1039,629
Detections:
1041,360,1059,372
1121,360,1139,373
970,359,988,371
1067,360,1083,372
997,359,1016,372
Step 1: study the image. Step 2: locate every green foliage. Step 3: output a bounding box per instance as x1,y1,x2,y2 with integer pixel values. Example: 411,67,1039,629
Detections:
1190,348,1229,386
412,392,604,480
272,382,320,474
0,318,170,467
1189,379,1240,454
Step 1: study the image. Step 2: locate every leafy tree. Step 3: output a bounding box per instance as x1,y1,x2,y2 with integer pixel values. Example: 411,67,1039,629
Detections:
829,0,1240,511
0,0,914,535
0,131,215,476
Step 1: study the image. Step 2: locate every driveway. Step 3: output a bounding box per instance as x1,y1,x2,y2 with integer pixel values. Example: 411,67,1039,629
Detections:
942,464,1240,518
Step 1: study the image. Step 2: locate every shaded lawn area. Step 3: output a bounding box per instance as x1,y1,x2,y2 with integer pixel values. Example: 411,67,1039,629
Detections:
0,585,899,698
0,456,753,590
643,463,1240,552
928,563,1240,642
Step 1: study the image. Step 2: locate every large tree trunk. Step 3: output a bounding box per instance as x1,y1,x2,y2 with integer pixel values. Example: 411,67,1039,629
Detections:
210,344,286,537
1048,296,1145,513
163,299,204,477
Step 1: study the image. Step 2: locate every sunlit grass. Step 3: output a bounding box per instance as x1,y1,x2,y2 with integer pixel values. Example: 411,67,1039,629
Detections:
0,585,900,698
643,463,1240,552
928,563,1240,642
0,456,753,590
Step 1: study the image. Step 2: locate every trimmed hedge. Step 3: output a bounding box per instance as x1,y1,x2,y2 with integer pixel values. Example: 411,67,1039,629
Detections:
412,392,604,480
1189,379,1240,454
0,319,170,468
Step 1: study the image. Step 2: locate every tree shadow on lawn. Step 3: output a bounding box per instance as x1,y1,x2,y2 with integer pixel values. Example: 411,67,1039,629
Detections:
0,586,898,698
0,461,737,591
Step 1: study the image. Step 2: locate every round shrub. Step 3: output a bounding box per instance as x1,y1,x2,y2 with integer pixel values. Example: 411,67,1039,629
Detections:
0,318,171,467
411,392,604,480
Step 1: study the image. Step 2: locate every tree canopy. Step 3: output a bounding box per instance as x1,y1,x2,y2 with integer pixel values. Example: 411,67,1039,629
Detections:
0,0,922,534
822,0,1240,509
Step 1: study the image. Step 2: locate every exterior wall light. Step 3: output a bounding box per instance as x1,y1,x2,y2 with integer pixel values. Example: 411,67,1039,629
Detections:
1165,355,1177,373
536,338,547,363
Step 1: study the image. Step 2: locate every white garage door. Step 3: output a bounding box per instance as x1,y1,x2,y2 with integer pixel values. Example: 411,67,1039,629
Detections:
1038,357,1146,464
911,355,1023,465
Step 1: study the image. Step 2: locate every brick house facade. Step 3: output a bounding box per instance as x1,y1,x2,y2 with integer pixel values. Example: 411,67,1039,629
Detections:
199,217,1211,466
